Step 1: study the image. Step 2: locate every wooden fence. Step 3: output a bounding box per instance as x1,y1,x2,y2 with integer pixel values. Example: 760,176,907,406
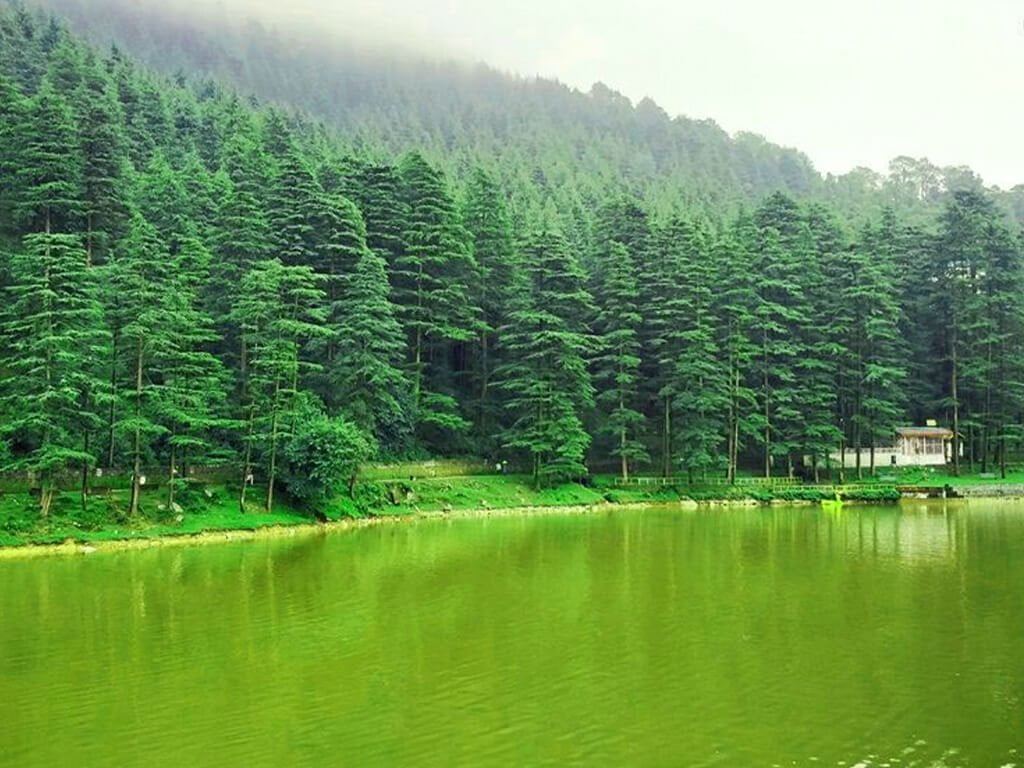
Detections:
613,475,801,488
610,479,802,489
0,465,236,493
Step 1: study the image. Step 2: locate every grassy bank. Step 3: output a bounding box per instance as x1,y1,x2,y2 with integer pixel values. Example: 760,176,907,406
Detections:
849,465,1024,486
0,472,921,550
0,485,313,548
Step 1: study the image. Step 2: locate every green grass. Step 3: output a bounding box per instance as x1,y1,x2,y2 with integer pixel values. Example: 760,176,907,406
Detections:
849,466,1024,487
0,484,312,547
358,459,493,481
360,474,606,513
0,475,613,548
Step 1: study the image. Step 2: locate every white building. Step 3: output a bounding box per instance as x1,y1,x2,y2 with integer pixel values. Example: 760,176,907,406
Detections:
830,426,954,469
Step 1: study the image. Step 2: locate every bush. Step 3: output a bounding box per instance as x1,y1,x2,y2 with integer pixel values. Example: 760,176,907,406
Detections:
846,487,901,501
284,413,374,509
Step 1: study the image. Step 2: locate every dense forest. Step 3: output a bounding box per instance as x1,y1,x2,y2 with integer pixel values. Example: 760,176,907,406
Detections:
1,4,1023,519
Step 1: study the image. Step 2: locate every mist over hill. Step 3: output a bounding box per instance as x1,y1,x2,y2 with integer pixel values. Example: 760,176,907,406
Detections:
25,0,1024,227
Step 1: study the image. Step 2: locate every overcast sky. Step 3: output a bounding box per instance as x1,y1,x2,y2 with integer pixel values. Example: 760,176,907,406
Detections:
238,0,1024,188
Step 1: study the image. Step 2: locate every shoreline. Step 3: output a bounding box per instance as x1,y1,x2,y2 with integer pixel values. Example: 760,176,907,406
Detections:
3,493,1023,561
0,501,676,560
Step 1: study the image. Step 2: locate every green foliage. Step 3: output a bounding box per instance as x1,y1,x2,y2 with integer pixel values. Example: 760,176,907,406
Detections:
498,225,595,486
13,77,83,232
462,166,517,449
592,241,648,479
0,231,108,514
396,151,479,440
320,196,411,450
284,410,373,509
232,259,327,512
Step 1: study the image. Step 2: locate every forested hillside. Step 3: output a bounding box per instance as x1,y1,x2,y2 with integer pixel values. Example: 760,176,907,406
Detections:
1,5,1024,522
21,0,1024,228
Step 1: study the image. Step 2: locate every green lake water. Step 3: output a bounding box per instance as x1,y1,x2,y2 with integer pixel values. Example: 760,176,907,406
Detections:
1,503,1022,767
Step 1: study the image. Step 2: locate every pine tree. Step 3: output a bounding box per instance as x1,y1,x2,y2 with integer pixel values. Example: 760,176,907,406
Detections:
267,139,325,268
714,226,758,483
345,161,408,272
462,166,517,446
592,241,647,480
0,73,25,237
209,133,273,387
232,259,326,512
152,235,229,508
75,64,129,266
792,219,843,480
497,225,595,486
179,149,222,241
396,151,480,439
929,191,1003,474
668,220,729,481
0,232,108,515
843,213,907,477
330,237,411,450
980,225,1024,476
15,78,83,235
310,194,367,397
645,216,727,478
134,150,189,250
750,226,805,477
108,214,175,517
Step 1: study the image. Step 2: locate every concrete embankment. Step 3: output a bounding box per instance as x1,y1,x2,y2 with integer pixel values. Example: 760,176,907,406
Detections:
950,484,1024,498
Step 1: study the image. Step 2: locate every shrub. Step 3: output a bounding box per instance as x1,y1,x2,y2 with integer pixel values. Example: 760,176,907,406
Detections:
284,414,374,509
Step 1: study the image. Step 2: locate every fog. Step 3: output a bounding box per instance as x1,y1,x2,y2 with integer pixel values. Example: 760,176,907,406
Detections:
188,1,1023,187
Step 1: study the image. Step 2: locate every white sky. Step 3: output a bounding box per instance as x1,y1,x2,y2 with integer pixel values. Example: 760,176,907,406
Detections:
239,0,1024,188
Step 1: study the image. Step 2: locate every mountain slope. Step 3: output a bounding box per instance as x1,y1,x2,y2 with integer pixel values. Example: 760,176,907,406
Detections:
22,0,831,213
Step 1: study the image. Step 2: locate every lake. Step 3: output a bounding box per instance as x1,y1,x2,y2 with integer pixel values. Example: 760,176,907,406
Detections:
1,503,1022,766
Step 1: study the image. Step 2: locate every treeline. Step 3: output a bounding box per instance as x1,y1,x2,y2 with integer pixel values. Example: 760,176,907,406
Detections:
1,9,1023,519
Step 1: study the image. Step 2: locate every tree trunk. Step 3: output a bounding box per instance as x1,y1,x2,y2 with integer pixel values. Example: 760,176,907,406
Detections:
107,328,118,468
729,365,741,484
413,266,424,407
128,337,144,518
662,396,672,478
168,441,176,509
479,330,489,429
620,422,629,483
854,418,862,481
240,336,248,402
967,425,975,474
265,376,282,513
81,427,90,512
982,343,993,474
951,327,961,476
762,333,771,479
86,212,94,268
413,326,423,406
40,483,54,519
239,403,255,513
